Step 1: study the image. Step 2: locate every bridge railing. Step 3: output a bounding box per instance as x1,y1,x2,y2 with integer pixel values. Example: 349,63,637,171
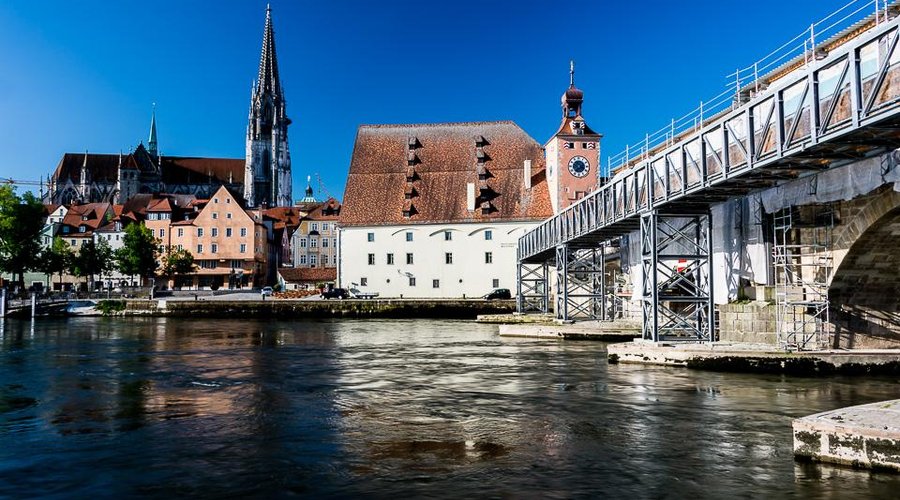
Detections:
604,0,898,176
519,15,900,262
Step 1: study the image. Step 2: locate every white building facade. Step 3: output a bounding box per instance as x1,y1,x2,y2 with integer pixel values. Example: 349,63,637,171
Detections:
339,221,536,298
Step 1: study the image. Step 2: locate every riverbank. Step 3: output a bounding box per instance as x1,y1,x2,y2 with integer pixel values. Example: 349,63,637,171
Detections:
794,399,900,472
115,298,516,319
607,340,900,375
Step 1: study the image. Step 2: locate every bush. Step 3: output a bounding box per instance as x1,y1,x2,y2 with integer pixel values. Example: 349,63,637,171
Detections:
96,300,126,315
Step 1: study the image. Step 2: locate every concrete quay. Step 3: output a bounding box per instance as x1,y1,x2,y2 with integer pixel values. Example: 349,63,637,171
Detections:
498,320,641,341
607,340,900,375
793,399,900,472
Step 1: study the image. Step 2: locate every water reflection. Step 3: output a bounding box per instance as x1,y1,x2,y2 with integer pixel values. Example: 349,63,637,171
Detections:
0,317,898,498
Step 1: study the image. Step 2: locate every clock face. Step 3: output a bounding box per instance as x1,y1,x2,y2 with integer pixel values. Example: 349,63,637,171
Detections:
568,156,590,178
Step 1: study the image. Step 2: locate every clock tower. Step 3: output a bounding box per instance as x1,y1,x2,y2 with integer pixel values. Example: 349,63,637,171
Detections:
545,61,602,214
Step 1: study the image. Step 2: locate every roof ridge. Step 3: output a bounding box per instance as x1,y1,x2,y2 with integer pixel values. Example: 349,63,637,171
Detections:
359,120,518,130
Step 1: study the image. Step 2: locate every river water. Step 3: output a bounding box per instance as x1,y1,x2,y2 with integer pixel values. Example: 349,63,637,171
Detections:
1,318,898,498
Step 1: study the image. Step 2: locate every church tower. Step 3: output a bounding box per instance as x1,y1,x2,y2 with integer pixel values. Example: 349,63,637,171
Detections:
545,61,602,214
245,4,292,207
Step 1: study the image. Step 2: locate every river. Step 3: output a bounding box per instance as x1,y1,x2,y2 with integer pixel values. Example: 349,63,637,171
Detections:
1,318,898,498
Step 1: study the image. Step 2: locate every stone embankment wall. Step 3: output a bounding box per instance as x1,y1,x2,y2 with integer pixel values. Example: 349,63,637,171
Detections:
123,299,515,319
717,302,777,345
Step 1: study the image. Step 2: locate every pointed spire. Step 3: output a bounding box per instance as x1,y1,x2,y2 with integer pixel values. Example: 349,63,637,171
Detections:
148,103,158,157
256,4,281,99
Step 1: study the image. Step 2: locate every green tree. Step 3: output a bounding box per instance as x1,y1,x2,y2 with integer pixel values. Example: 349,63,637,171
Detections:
0,185,45,289
71,238,114,290
37,237,73,290
161,247,196,287
115,223,159,285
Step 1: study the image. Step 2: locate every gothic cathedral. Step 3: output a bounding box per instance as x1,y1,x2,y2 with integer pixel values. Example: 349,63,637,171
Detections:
244,5,293,208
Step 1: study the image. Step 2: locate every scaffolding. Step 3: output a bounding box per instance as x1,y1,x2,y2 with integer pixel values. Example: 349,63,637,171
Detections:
773,205,834,350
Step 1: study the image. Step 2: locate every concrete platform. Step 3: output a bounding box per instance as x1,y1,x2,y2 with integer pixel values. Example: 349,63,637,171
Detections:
793,399,900,471
607,340,900,375
476,313,555,324
499,320,641,341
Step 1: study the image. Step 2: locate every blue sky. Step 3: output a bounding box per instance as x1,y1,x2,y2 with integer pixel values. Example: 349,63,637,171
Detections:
0,0,861,201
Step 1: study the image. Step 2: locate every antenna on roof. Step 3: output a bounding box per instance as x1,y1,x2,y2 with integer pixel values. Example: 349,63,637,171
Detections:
569,59,575,87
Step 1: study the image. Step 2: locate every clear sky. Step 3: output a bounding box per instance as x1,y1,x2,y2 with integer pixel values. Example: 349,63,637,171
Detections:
0,0,862,201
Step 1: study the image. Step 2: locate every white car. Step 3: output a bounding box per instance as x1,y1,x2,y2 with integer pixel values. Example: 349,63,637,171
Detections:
260,287,274,297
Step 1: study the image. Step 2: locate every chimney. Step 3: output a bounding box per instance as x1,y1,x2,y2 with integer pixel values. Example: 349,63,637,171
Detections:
466,182,476,211
523,160,532,189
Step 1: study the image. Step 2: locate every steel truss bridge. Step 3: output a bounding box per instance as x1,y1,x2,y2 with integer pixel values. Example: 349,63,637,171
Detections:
517,15,900,343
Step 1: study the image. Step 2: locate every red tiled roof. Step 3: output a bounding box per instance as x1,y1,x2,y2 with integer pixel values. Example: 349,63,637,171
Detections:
264,207,303,228
61,203,112,231
306,198,341,220
159,157,245,185
340,121,552,226
279,267,336,283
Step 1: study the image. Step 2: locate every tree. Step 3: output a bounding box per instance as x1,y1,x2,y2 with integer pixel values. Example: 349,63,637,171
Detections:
71,238,114,290
0,185,45,289
115,223,159,285
161,247,196,287
37,237,73,291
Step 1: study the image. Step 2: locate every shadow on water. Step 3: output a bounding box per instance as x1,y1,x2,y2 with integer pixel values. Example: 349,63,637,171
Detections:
0,317,899,498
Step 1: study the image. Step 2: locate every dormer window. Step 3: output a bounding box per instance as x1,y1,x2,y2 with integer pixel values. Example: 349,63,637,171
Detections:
570,121,584,135
79,226,86,233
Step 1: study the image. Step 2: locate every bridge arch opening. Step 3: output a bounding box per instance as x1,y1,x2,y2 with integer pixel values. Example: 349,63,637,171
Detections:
829,193,900,348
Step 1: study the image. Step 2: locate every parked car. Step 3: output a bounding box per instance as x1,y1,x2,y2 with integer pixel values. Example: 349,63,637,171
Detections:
321,288,349,300
484,288,512,300
261,286,274,297
348,288,379,299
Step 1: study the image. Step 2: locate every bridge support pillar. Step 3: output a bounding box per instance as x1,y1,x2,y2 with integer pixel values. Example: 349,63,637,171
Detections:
640,211,714,342
556,244,606,321
517,261,549,314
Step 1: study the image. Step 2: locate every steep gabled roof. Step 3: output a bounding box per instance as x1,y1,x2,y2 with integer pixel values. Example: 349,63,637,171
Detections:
340,121,551,226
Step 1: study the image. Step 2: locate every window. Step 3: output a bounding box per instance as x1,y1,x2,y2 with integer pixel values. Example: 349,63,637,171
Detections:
361,277,368,286
211,228,218,237
214,198,219,204
199,260,216,269
311,223,319,231
409,277,416,286
240,243,247,253
197,244,203,253
322,238,329,248
226,228,232,237
444,231,452,241
211,243,218,253
333,238,337,248
299,255,307,265
485,252,493,264
240,228,247,237
406,253,414,265
177,228,184,237
310,238,318,248
492,279,500,288
322,255,329,265
485,230,493,240
197,228,204,237
322,223,329,231
432,279,440,288
386,253,394,265
310,255,318,267
149,229,155,237
227,212,232,219
70,239,76,246
406,232,413,242
445,252,453,264
367,232,375,242
160,229,165,237
231,260,242,269
299,238,307,248
368,253,375,265
226,199,231,204
212,212,218,220
79,226,86,233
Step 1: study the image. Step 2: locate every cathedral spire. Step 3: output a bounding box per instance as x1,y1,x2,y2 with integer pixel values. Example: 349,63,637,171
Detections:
148,103,158,157
256,4,281,99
